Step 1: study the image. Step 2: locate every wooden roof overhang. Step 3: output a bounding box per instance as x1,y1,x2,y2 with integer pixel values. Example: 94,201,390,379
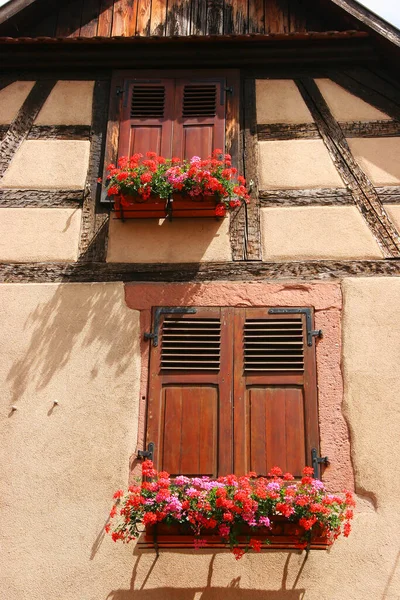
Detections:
0,31,376,71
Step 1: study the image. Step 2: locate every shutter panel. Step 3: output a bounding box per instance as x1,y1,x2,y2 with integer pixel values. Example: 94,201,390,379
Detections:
172,79,226,159
118,79,175,159
233,309,319,478
146,307,234,477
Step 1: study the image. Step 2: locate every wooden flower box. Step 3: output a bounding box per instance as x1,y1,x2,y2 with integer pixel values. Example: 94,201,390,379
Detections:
113,194,224,220
138,518,330,551
113,194,167,220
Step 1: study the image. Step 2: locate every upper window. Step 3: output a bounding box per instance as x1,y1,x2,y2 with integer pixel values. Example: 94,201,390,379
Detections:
118,76,226,160
145,306,319,478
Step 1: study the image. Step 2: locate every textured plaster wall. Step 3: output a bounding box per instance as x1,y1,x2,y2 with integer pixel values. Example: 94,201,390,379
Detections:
0,208,82,262
107,217,232,263
256,79,314,124
34,80,94,125
260,206,383,260
347,137,400,186
258,140,344,189
0,140,90,189
316,78,391,121
0,283,140,600
2,280,400,600
0,81,36,124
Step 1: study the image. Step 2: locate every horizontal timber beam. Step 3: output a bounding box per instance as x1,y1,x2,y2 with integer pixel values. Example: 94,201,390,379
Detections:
257,120,400,141
1,260,400,283
27,125,91,140
259,187,400,206
0,189,84,207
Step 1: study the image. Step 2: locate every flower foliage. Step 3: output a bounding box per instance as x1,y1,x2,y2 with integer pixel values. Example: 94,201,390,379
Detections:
106,462,354,558
102,150,250,216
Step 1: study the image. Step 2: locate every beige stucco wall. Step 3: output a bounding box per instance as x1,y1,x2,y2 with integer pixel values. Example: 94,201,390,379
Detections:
0,81,36,124
258,139,344,189
107,217,232,263
0,140,90,189
384,204,400,230
316,78,391,121
256,79,314,124
347,137,400,186
260,206,383,260
0,208,82,262
0,283,140,600
2,279,400,600
34,80,95,125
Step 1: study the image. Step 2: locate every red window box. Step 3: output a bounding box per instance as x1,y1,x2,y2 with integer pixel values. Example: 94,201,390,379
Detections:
113,194,225,220
138,518,330,551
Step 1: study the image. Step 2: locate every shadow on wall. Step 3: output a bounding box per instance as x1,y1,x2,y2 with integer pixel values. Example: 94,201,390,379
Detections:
6,283,136,405
106,552,306,600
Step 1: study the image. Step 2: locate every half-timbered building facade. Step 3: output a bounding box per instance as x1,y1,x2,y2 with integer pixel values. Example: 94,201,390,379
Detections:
1,1,399,598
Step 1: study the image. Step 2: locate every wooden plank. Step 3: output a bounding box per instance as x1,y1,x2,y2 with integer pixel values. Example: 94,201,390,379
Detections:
56,0,84,37
136,0,151,36
166,0,191,36
112,0,137,36
207,0,224,35
0,80,56,179
330,71,400,123
248,0,264,34
259,187,350,199
296,77,400,258
78,79,110,261
162,387,182,474
265,0,289,34
98,0,114,36
0,189,84,208
150,0,167,35
190,0,207,35
340,120,400,138
27,125,91,140
4,259,400,283
249,388,267,474
284,387,306,476
224,0,248,34
289,0,306,33
243,78,262,260
80,0,101,36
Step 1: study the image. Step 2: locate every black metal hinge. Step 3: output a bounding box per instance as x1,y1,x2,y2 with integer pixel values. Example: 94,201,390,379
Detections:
268,307,323,346
311,448,329,479
144,307,197,347
137,442,155,461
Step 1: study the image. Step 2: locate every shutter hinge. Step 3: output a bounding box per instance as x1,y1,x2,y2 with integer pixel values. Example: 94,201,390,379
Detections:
311,448,329,479
225,86,233,94
137,442,155,461
144,306,197,347
116,86,124,96
268,307,323,346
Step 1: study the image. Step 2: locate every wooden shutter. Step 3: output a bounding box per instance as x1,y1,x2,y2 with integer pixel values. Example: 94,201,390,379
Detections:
172,79,226,159
118,79,175,159
146,307,319,478
233,309,319,478
146,307,234,477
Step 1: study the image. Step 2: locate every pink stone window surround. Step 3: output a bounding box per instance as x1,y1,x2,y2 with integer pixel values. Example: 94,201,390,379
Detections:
125,281,353,492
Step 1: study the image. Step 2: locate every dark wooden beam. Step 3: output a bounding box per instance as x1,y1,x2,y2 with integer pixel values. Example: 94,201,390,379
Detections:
27,125,91,140
78,79,111,262
0,79,56,179
295,77,400,258
257,120,400,140
0,188,84,207
2,259,400,283
243,77,261,260
259,187,352,206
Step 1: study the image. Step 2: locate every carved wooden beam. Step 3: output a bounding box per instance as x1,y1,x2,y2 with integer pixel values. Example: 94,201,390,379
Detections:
257,120,400,140
0,80,56,178
2,260,400,283
259,186,400,206
27,125,91,140
295,77,400,258
0,189,84,208
78,79,111,262
243,77,262,261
